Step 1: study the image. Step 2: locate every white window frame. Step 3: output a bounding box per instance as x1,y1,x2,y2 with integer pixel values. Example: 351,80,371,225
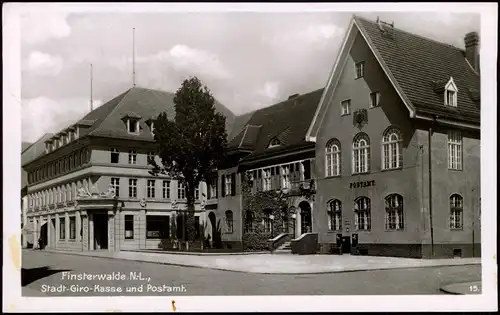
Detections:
444,77,458,107
147,180,156,199
129,178,137,198
128,150,137,165
382,127,403,170
355,61,365,79
111,178,120,197
352,133,370,174
210,183,217,199
327,199,342,231
341,99,351,116
269,138,281,148
178,182,186,199
225,176,232,196
448,131,463,170
354,197,371,231
262,169,271,191
369,91,381,108
450,194,464,230
162,180,170,199
281,165,291,189
385,194,404,230
127,119,140,134
110,148,120,163
326,139,341,177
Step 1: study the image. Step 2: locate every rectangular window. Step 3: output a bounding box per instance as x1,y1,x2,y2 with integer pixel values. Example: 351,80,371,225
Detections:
129,179,137,198
59,217,66,239
128,120,138,133
210,182,217,199
147,180,155,198
125,215,134,239
225,175,232,195
111,148,120,163
69,217,76,240
446,90,457,107
262,169,271,191
147,151,155,163
178,182,186,199
341,99,351,116
146,215,170,239
281,165,291,189
111,177,120,197
162,180,170,199
370,92,380,108
448,131,463,170
355,61,365,79
128,150,137,164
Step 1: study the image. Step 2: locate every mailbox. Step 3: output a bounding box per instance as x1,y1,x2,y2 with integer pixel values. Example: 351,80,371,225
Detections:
352,233,358,247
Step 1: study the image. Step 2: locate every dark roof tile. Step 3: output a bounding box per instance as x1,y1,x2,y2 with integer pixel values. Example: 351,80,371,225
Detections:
354,16,480,123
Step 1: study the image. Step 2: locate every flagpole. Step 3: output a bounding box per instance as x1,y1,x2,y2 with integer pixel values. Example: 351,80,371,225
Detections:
133,27,136,87
90,63,93,111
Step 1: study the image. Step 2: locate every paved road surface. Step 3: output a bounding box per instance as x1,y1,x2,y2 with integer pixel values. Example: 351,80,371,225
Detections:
22,250,481,296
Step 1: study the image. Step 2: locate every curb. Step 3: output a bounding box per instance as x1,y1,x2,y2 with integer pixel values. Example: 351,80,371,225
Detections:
34,249,482,275
122,249,271,256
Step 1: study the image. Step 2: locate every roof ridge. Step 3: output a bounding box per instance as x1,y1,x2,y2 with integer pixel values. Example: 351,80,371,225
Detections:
88,88,134,137
354,15,468,52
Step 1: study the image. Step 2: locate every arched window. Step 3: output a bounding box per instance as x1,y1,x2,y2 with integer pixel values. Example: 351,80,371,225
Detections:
382,127,403,170
225,210,234,233
263,209,272,233
268,138,281,148
327,199,342,231
385,194,404,230
354,197,371,231
67,184,72,201
244,211,254,233
450,194,463,229
352,133,370,174
326,139,341,177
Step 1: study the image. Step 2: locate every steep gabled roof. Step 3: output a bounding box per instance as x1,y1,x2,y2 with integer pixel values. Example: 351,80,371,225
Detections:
354,16,480,122
228,89,323,162
307,15,480,141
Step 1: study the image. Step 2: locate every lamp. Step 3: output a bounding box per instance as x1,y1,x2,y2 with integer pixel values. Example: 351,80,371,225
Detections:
291,213,296,219
269,214,275,220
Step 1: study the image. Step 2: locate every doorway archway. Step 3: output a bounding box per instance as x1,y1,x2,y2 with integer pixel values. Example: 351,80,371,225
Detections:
299,201,312,234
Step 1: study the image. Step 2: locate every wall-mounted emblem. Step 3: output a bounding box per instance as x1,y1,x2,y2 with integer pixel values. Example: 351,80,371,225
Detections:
140,198,147,208
353,109,368,129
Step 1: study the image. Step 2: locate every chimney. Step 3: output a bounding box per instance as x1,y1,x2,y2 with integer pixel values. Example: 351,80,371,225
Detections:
464,32,480,73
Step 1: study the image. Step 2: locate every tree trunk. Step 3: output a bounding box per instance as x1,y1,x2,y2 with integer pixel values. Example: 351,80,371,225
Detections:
185,181,197,244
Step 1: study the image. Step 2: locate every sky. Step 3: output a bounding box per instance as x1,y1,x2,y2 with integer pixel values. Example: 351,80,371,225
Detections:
20,6,481,143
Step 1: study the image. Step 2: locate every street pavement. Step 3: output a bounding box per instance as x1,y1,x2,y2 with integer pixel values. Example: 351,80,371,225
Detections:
40,248,481,274
22,250,482,296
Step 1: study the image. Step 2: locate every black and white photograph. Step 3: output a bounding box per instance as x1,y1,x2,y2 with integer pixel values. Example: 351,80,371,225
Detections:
3,2,497,313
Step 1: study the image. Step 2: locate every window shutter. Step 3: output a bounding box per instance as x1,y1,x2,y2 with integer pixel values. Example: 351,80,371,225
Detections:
221,175,225,197
231,173,236,196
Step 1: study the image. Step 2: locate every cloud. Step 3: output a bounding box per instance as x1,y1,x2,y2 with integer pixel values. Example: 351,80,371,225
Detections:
22,97,103,142
263,23,344,50
24,51,64,76
21,11,71,45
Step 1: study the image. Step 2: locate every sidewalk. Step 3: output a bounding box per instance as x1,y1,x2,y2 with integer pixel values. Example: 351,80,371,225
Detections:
38,249,481,274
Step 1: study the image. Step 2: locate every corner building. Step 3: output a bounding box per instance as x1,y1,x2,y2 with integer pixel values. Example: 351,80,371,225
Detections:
306,16,481,258
23,87,235,252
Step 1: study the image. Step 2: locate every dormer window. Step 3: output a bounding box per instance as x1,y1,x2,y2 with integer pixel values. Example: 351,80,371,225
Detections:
268,138,281,148
127,119,140,134
444,77,458,107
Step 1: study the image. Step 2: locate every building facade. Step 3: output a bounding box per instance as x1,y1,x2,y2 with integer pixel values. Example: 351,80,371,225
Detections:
212,16,480,258
23,87,235,252
306,16,481,258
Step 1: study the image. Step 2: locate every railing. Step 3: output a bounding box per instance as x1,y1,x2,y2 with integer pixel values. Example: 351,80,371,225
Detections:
268,233,293,252
290,233,319,255
287,179,316,196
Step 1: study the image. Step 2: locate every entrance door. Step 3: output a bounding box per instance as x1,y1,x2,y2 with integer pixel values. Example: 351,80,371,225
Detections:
50,219,56,248
341,236,351,254
299,201,312,234
93,214,108,250
39,223,48,249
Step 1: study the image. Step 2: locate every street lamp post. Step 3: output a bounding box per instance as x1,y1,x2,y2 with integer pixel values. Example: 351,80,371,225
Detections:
269,214,275,236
